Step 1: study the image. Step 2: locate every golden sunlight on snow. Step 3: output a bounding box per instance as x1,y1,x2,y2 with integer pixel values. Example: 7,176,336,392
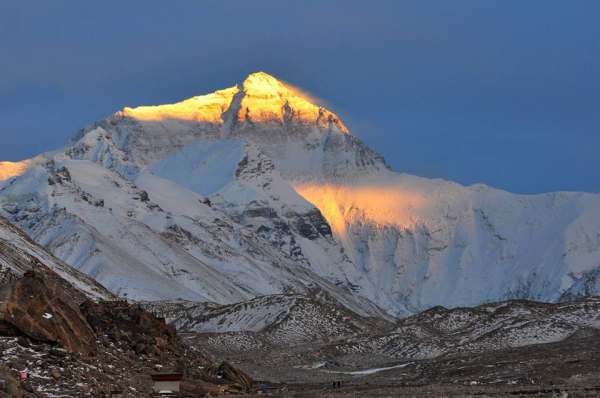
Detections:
294,183,427,237
239,72,348,133
119,72,348,133
0,160,30,181
120,86,239,124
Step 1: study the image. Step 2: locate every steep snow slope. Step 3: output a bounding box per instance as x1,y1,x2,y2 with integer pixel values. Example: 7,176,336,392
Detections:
1,71,600,317
295,175,600,314
0,154,383,317
0,215,112,300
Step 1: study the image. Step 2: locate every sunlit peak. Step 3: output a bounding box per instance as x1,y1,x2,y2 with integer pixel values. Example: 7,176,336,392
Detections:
120,86,239,123
242,71,287,93
239,71,349,133
0,160,31,181
118,71,349,134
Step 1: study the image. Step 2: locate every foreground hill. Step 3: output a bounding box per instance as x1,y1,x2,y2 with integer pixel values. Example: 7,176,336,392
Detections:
2,72,600,317
0,219,255,397
145,292,392,346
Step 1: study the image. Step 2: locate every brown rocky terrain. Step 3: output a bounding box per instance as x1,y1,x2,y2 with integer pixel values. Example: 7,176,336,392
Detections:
0,219,257,397
0,272,257,397
0,270,96,353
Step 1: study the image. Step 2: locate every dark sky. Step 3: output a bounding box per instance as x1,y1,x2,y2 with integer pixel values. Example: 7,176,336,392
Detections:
1,1,599,193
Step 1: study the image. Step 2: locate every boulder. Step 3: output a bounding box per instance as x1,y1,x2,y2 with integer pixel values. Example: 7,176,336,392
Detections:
204,362,253,393
0,365,23,398
80,300,178,356
0,271,95,353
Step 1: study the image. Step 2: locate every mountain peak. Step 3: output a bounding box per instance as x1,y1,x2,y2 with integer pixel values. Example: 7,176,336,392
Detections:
240,71,325,109
236,71,348,133
118,71,347,134
240,71,300,100
242,71,285,92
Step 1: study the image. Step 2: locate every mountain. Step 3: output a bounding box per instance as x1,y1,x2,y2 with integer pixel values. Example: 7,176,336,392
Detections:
0,215,111,300
1,71,600,317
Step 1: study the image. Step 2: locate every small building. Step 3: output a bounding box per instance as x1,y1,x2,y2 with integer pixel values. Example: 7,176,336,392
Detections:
109,391,123,398
151,373,183,395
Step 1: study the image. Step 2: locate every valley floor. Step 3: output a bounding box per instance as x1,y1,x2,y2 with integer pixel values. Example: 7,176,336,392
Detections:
189,329,600,397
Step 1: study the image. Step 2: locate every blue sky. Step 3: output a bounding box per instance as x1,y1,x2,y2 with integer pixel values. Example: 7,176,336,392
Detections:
1,1,599,193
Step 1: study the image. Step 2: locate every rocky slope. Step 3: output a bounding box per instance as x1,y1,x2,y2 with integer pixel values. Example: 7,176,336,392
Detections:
184,296,600,362
1,72,600,317
187,297,600,389
0,220,257,397
146,292,392,346
332,296,600,361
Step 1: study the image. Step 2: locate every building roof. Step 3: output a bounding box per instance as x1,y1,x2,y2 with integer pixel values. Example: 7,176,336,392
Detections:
151,373,183,382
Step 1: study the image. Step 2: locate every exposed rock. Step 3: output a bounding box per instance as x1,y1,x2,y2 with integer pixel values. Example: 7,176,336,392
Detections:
204,362,253,393
0,270,95,353
1,204,18,215
137,190,149,202
50,368,61,381
0,365,23,398
80,300,178,357
243,207,277,219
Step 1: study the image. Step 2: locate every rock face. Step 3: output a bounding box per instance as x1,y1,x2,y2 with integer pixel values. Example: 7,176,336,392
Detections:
2,72,600,317
0,267,179,357
0,271,95,353
0,215,114,353
204,362,253,394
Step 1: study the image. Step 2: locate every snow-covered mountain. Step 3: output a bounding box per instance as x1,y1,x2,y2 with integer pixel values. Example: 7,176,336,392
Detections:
0,215,112,300
1,72,599,317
